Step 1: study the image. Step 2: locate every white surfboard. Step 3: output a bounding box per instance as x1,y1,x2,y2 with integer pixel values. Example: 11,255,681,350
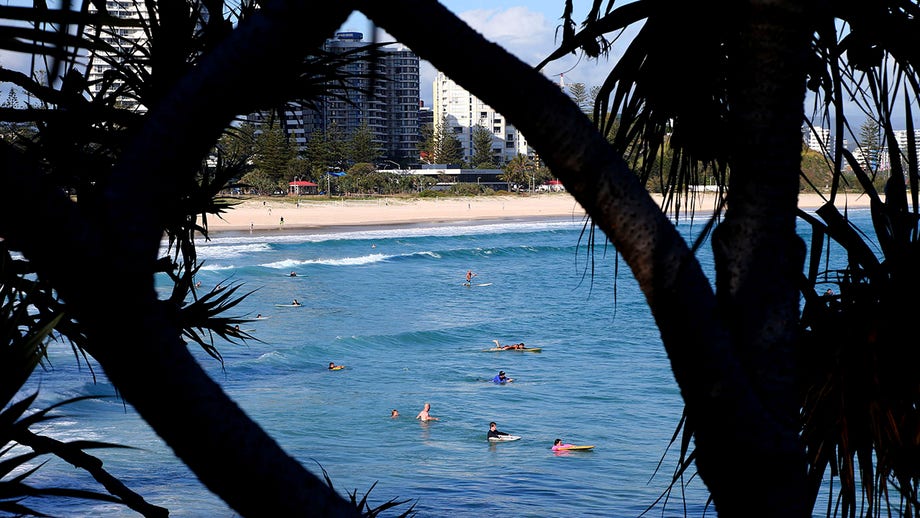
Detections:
488,435,521,442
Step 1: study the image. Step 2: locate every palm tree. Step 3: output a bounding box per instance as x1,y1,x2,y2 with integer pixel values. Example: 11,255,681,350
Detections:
533,2,920,515
0,1,394,515
361,0,920,515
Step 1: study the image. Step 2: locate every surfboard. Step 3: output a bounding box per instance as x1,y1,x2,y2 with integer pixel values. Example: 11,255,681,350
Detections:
476,283,493,287
488,435,521,442
274,304,303,307
485,347,542,353
555,445,594,451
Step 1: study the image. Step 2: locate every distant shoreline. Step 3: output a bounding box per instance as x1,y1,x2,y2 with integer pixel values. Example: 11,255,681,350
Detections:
200,192,876,234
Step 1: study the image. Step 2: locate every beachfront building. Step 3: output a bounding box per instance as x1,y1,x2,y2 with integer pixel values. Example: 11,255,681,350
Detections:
378,165,508,191
432,71,533,165
86,0,153,113
249,32,421,164
894,129,920,159
418,101,434,135
805,126,831,155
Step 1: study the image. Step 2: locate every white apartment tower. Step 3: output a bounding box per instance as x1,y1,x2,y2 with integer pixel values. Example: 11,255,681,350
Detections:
893,129,920,158
432,71,531,165
806,126,831,154
86,0,152,113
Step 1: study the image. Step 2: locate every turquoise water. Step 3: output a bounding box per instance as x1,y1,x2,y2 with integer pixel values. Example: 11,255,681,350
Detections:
20,209,865,517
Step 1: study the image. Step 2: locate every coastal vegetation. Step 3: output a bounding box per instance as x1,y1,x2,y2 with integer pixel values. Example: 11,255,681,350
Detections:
0,1,918,517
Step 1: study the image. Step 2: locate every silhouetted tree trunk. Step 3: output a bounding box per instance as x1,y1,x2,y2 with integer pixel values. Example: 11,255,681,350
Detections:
2,2,361,516
360,0,812,514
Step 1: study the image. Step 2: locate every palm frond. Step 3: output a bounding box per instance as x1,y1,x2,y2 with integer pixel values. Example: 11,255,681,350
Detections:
316,462,417,517
179,281,260,363
0,393,167,516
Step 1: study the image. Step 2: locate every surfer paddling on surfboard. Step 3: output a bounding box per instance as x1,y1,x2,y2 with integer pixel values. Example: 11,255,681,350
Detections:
552,439,575,451
464,269,477,286
493,339,526,350
487,421,514,440
552,439,595,451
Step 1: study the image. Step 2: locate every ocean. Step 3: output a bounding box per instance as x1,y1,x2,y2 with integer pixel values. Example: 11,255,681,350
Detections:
18,208,866,517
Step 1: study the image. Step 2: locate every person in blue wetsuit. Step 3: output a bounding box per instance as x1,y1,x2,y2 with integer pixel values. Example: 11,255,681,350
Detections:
492,371,513,384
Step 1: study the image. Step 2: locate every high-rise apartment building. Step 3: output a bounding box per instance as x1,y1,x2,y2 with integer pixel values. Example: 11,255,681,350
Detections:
256,32,421,163
805,126,831,154
418,101,433,136
893,129,920,157
432,71,532,165
86,0,152,113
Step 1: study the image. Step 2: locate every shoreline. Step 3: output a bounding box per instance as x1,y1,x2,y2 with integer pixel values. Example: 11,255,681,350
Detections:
200,192,877,234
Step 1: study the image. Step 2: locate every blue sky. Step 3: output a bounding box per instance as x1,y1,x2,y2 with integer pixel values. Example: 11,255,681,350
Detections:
0,2,612,107
338,1,621,107
341,3,910,132
0,2,908,130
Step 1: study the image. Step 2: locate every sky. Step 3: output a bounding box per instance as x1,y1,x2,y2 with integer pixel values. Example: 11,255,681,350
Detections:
0,1,615,108
0,2,910,131
337,1,622,108
340,2,912,132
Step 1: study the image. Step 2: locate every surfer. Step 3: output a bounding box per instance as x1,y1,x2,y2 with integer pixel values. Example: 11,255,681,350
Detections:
391,409,399,418
415,402,439,422
487,422,511,440
292,299,301,306
492,370,513,384
552,439,575,451
328,362,342,370
493,339,525,350
465,269,477,285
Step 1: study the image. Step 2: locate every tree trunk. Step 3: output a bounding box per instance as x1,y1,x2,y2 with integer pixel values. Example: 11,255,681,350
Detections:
702,1,813,514
1,2,360,516
361,0,811,514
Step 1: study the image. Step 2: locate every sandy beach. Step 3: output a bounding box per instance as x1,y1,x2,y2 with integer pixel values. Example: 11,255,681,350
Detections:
201,192,876,233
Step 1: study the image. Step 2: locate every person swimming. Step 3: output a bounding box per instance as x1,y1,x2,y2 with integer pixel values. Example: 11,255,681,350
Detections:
492,371,513,383
415,402,439,422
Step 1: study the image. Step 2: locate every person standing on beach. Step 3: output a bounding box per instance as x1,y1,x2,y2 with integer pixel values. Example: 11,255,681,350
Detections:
416,402,439,422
